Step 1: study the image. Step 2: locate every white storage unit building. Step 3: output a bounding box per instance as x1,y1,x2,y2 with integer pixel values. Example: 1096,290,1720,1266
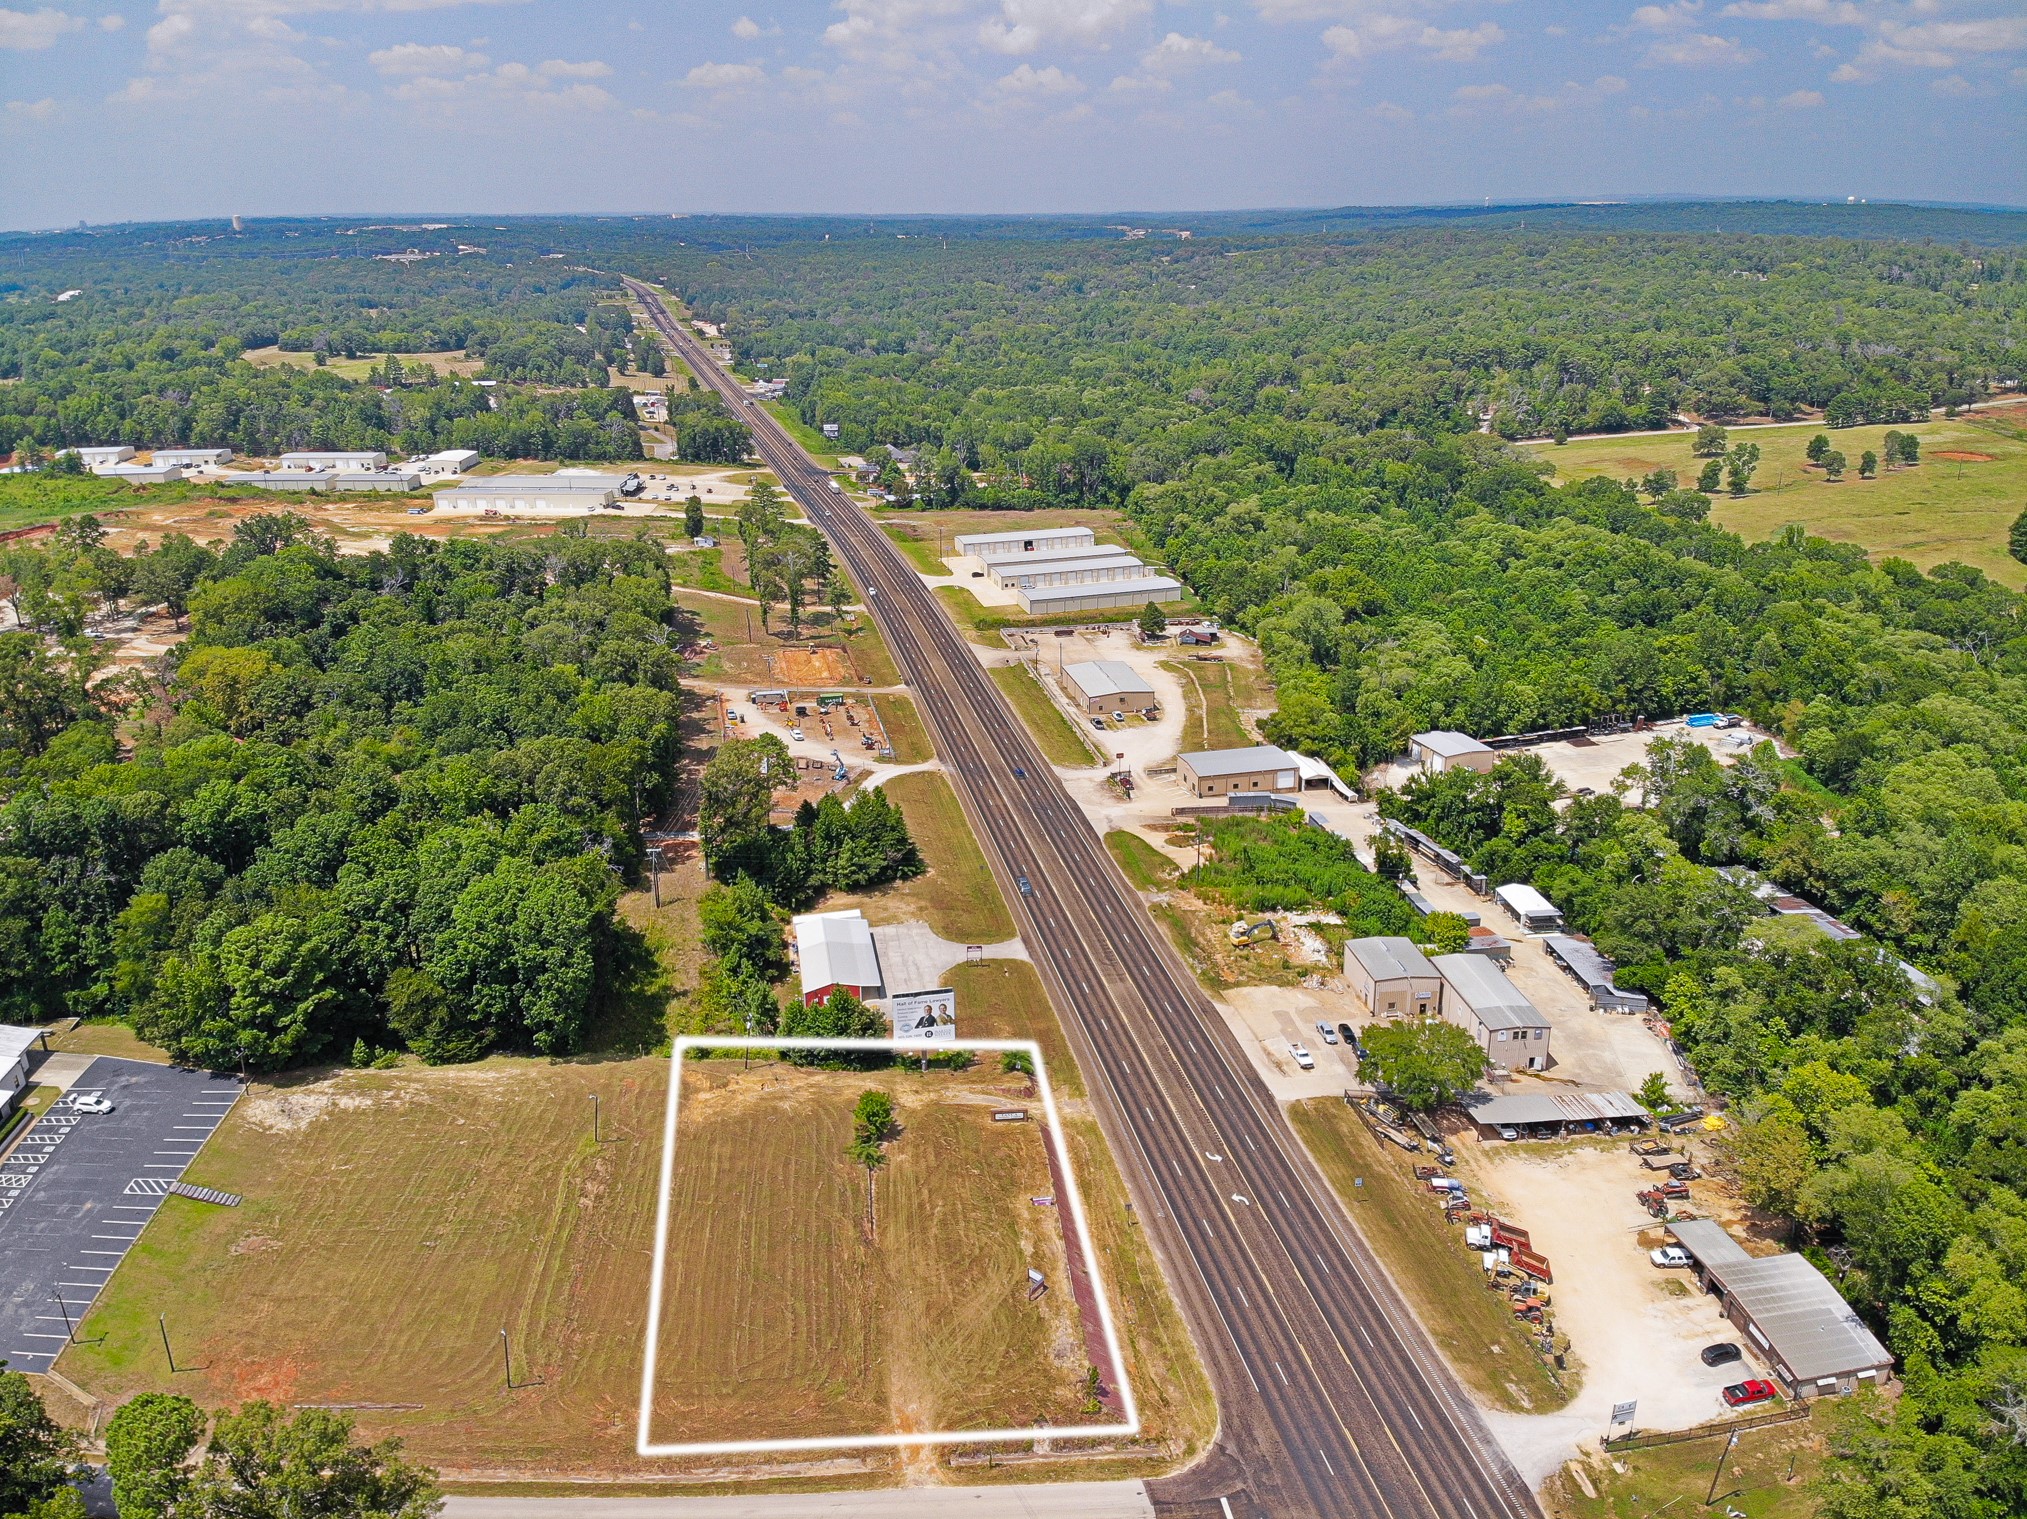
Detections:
955,525,1096,561
334,470,423,492
988,546,1143,588
0,1024,46,1118
277,450,387,471
419,449,481,475
97,463,185,483
1343,937,1443,1019
432,475,617,512
1061,659,1157,714
1433,953,1551,1070
227,469,334,490
71,445,134,468
1016,574,1182,615
152,448,233,467
1493,883,1564,933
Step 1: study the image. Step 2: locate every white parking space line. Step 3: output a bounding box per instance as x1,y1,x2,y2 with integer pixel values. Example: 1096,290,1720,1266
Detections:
18,1332,70,1340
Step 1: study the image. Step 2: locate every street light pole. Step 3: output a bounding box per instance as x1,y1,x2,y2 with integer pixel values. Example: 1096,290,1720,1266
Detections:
52,1293,73,1344
589,1092,600,1144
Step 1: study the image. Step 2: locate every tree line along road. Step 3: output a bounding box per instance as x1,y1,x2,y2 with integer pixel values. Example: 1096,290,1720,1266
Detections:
625,275,1544,1519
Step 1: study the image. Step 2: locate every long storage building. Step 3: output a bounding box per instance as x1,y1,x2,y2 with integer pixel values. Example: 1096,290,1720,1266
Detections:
956,525,1095,561
1433,953,1551,1070
432,474,617,512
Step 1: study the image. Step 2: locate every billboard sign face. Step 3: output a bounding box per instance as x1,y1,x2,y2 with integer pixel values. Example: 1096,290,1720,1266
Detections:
889,988,956,1042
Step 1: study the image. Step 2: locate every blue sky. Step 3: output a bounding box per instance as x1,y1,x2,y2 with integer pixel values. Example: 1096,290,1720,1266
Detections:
2,0,2022,226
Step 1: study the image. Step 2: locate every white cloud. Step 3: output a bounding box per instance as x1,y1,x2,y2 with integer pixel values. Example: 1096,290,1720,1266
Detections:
1720,0,1864,22
980,0,1153,55
1323,15,1504,63
1142,30,1241,70
98,12,120,29
732,15,761,38
5,94,58,116
1368,97,1414,119
1777,86,1822,106
0,7,85,49
823,0,974,64
370,42,489,75
540,57,610,77
1644,31,1759,65
995,60,1084,92
387,58,617,110
682,60,765,88
1450,73,1627,113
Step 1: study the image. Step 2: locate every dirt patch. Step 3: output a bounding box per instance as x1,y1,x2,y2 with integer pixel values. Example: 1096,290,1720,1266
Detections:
1931,450,1996,462
769,646,856,684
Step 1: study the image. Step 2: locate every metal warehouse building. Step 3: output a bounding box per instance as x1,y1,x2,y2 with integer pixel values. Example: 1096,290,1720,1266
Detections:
1061,660,1156,714
432,475,617,512
1343,936,1442,1019
1668,1219,1893,1399
792,909,885,1006
955,525,1096,561
1015,574,1182,615
278,450,387,471
990,549,1149,589
1409,730,1498,774
152,448,233,467
1433,953,1550,1070
1176,744,1300,799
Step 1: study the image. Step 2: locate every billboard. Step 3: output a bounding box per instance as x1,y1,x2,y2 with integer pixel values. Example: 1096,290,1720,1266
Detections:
888,988,956,1043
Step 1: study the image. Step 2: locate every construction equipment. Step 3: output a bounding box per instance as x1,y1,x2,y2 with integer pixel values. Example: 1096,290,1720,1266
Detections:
1229,917,1279,945
1669,1162,1701,1181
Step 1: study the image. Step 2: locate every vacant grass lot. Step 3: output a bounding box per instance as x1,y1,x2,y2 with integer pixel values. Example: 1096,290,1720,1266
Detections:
1527,411,2027,586
650,1062,1092,1446
59,1058,670,1477
870,694,933,764
1546,1402,1829,1519
1105,831,1177,892
1290,1100,1571,1414
1160,658,1254,752
989,663,1100,767
827,770,1016,944
242,346,484,381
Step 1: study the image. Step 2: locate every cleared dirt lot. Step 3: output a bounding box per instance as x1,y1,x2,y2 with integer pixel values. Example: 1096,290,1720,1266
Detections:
1457,1139,1761,1474
649,1061,1101,1447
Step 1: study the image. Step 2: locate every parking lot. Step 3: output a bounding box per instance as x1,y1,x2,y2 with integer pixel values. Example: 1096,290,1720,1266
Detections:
0,1057,241,1371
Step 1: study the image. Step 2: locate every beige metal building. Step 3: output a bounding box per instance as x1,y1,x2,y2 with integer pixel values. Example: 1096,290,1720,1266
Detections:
1432,953,1551,1070
1410,730,1498,774
1061,660,1156,714
1176,745,1300,798
955,525,1096,561
432,475,617,512
1342,937,1443,1019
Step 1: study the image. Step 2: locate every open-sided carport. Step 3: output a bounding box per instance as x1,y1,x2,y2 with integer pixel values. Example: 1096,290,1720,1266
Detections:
0,1056,241,1371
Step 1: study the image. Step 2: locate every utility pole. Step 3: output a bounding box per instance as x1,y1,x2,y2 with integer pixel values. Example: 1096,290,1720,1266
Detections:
1706,1429,1740,1505
159,1314,176,1373
589,1092,601,1144
52,1293,73,1344
500,1328,514,1390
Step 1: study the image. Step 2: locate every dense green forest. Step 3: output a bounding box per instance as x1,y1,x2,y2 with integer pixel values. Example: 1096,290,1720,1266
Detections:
0,515,683,1067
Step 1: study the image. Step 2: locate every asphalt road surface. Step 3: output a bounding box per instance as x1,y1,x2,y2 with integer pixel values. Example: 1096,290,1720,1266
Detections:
444,1482,1155,1518
0,1058,242,1371
630,277,1542,1519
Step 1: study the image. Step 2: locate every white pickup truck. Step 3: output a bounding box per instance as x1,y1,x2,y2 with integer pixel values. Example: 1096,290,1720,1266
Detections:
1289,1043,1315,1071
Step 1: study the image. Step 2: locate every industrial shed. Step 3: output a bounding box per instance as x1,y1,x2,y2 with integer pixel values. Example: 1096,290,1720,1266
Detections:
152,448,233,467
1343,937,1442,1019
1493,882,1564,933
1668,1219,1893,1398
1543,934,1650,1013
1409,730,1497,774
955,525,1096,561
792,910,885,1006
333,470,423,492
1461,1089,1648,1137
1433,953,1550,1070
990,550,1148,589
0,1025,47,1118
227,469,334,490
278,450,387,471
1061,660,1156,714
70,445,133,468
97,463,185,483
1015,575,1182,615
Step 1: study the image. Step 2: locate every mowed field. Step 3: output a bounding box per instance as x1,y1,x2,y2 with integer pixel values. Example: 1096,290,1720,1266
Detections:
1526,408,2027,586
57,1058,670,1478
648,1062,1096,1446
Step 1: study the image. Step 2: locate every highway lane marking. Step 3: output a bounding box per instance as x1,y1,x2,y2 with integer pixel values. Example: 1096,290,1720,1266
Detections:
1275,1361,1289,1385
1318,1449,1336,1478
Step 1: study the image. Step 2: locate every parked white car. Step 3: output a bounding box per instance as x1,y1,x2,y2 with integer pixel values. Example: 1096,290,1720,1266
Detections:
1650,1245,1692,1269
1289,1043,1315,1071
789,727,805,741
70,1093,114,1115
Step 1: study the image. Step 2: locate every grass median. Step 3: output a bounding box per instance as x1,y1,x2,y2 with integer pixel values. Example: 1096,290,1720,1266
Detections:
989,663,1100,767
1289,1098,1573,1415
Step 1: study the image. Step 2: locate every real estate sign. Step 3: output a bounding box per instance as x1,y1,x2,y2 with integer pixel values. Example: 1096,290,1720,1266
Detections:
888,988,956,1043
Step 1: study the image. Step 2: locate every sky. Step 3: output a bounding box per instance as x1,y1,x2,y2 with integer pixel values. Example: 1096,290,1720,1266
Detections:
1,0,2022,227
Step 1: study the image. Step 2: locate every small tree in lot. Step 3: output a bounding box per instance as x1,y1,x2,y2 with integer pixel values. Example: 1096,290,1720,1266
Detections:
1138,602,1168,641
1807,433,1831,464
1693,423,1729,457
1697,459,1723,494
1357,1020,1487,1111
1636,1070,1674,1114
684,494,704,539
1859,450,1878,479
1424,911,1471,956
1823,450,1847,482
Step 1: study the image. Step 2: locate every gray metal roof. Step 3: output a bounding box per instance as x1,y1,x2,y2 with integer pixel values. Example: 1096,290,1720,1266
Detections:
1433,953,1546,1031
1063,660,1155,701
1669,1220,1892,1383
955,525,1095,549
1345,936,1438,983
1543,934,1615,990
0,1025,44,1065
436,474,616,493
1461,1090,1647,1125
1017,575,1181,605
1179,744,1297,777
1413,729,1493,758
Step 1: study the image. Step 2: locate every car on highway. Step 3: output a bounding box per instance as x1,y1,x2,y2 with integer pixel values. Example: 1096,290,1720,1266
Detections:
1016,875,1033,896
1650,1245,1693,1268
1722,1380,1777,1408
1701,1342,1743,1367
789,727,805,741
1314,1021,1338,1045
69,1093,113,1115
1289,1043,1315,1071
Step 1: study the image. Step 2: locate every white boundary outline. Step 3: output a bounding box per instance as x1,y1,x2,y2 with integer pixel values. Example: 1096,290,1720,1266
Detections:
637,1035,1141,1457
